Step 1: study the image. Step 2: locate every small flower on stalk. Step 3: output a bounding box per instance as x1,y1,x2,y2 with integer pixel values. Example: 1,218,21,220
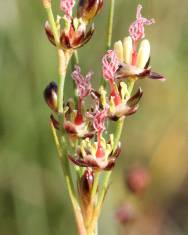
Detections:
108,86,143,121
114,5,165,81
115,39,165,81
45,20,95,49
62,66,95,138
101,51,143,120
60,21,95,49
69,105,121,171
77,0,103,22
45,0,95,49
43,81,58,112
68,137,121,171
63,100,95,139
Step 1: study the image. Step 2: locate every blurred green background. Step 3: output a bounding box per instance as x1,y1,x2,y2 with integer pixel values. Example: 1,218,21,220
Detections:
0,0,188,234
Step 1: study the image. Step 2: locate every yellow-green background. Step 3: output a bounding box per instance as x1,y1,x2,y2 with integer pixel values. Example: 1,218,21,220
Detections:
0,0,188,234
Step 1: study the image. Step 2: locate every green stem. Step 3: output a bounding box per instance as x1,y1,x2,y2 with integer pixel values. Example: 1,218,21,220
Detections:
74,50,79,64
86,172,110,235
57,49,66,114
71,50,79,105
107,0,115,50
51,123,86,235
45,5,59,46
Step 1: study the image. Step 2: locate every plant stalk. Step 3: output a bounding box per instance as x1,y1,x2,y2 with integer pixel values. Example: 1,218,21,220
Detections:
107,0,115,50
51,123,86,235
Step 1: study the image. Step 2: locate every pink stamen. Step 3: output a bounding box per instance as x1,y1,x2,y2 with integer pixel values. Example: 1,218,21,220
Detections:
72,66,93,99
60,0,75,20
129,4,155,42
102,50,120,81
92,106,108,158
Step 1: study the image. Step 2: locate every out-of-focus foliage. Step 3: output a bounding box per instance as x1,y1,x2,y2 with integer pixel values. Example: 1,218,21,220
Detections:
0,0,188,235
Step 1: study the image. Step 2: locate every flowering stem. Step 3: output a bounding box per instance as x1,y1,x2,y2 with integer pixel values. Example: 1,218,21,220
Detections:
107,0,115,49
57,49,66,114
44,4,86,235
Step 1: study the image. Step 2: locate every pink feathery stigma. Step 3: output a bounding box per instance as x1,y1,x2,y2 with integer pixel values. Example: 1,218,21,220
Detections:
72,65,93,99
60,0,75,20
129,4,155,42
92,105,108,133
102,50,120,81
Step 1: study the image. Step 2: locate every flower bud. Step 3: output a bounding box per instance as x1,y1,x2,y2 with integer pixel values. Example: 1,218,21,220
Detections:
136,39,150,69
126,167,151,194
79,169,94,206
77,0,103,22
123,36,133,64
44,81,58,112
116,203,136,225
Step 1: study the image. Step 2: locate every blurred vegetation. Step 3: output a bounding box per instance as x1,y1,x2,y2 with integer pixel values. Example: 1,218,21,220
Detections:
0,0,188,234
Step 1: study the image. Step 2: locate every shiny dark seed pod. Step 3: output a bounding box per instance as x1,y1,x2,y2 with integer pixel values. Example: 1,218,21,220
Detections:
79,168,94,205
44,81,58,112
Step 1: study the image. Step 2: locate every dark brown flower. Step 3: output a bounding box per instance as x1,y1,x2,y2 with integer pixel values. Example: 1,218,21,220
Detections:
108,87,143,121
115,62,165,81
45,20,95,49
60,22,95,49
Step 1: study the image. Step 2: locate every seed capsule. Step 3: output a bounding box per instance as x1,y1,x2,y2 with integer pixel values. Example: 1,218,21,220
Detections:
79,169,94,205
44,81,58,112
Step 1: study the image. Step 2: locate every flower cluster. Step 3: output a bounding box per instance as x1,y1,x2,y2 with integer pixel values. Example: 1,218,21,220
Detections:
44,4,165,174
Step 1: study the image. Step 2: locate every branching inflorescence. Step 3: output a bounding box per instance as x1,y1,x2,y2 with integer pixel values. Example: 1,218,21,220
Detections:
42,1,165,235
